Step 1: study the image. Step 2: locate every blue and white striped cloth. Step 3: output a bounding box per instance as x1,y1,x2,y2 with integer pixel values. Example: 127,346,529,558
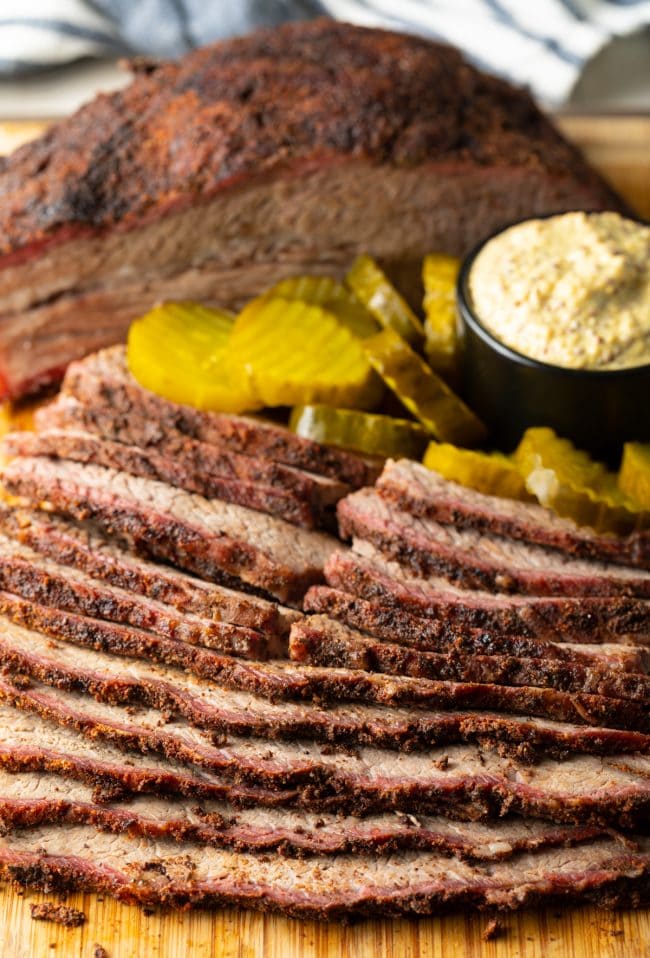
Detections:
1,0,649,104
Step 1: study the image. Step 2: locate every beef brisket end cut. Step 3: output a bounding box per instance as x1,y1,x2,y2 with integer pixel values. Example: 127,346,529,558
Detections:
325,548,650,644
4,616,648,758
61,348,377,487
0,20,622,400
378,460,650,571
337,490,650,599
303,585,650,672
1,456,338,604
2,826,648,920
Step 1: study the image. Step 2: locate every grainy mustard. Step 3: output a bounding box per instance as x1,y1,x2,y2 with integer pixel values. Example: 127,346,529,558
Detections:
468,211,650,370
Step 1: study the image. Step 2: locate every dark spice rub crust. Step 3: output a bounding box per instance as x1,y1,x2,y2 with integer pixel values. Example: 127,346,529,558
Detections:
3,618,648,758
2,827,649,921
1,592,648,731
325,549,650,644
0,20,618,260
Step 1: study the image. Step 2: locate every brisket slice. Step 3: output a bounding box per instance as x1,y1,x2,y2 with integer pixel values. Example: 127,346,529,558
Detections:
379,460,650,571
1,592,648,731
1,826,648,919
0,20,620,402
3,676,649,826
62,348,377,487
5,617,649,758
37,397,348,523
0,771,609,860
0,532,287,660
325,547,650,644
6,426,335,531
338,490,650,599
291,615,650,702
0,504,295,634
304,586,650,672
2,456,338,604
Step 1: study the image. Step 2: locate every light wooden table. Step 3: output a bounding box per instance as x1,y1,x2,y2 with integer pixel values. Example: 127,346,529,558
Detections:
0,116,648,958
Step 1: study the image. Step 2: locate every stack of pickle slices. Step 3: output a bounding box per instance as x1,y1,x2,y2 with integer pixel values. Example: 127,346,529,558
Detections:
126,254,650,534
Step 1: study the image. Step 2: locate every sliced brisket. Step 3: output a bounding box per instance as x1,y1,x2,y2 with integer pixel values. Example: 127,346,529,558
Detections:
0,592,647,731
304,586,650,672
61,348,377,487
338,490,650,598
2,456,338,604
37,397,348,524
379,460,650,571
4,617,648,757
0,770,609,860
7,425,341,530
1,826,648,919
0,21,621,401
0,504,294,634
291,615,650,701
325,547,650,644
3,676,649,825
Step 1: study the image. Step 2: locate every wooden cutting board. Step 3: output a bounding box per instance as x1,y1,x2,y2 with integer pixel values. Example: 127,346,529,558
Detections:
0,115,648,958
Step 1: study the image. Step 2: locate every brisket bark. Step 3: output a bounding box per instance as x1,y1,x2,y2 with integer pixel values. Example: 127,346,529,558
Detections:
325,547,650,644
1,456,338,604
4,616,648,757
63,347,378,487
291,615,650,701
304,586,650,672
378,460,650,571
7,425,342,531
0,770,609,860
0,532,287,659
0,592,647,731
338,490,650,598
1,826,648,919
0,21,621,400
0,504,295,634
2,677,649,825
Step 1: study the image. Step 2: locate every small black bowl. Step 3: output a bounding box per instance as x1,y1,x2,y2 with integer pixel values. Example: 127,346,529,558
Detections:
456,220,650,463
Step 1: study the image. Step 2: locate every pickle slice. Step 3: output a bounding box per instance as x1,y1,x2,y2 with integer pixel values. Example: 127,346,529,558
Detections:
422,254,461,375
346,255,425,346
229,297,382,409
514,427,648,534
265,276,379,339
423,441,533,500
127,301,259,413
290,405,428,460
363,328,487,447
619,443,650,508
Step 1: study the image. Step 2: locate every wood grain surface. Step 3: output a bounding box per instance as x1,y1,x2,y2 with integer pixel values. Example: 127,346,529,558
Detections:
0,115,648,958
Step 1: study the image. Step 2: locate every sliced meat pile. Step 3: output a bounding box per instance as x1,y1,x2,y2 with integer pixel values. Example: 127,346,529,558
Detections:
0,20,623,402
0,368,649,919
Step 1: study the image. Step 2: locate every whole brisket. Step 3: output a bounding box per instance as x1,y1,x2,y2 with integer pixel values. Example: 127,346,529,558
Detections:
2,456,338,604
378,460,650,571
4,617,648,757
338,490,650,599
325,547,650,644
0,21,621,400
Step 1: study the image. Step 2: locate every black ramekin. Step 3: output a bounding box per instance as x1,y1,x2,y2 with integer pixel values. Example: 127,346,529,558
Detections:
456,219,650,463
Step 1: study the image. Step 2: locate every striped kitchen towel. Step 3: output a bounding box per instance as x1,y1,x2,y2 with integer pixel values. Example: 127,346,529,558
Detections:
1,0,649,103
